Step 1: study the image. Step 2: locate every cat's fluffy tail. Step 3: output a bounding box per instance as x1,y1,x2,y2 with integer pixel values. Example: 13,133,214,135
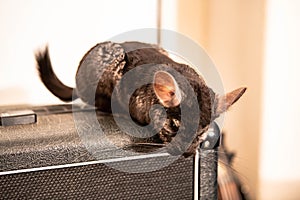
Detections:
35,46,77,102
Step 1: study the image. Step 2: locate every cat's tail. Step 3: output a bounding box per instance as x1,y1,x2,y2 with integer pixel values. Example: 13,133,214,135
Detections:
35,46,78,102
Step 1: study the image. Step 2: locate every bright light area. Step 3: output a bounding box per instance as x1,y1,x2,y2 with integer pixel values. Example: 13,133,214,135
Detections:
261,0,300,180
0,0,160,105
260,0,300,198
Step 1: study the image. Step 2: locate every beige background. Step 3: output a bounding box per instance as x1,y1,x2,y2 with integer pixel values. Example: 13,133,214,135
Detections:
177,0,300,199
177,0,264,199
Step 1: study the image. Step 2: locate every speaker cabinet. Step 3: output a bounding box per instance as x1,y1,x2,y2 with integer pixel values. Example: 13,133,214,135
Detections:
0,105,218,199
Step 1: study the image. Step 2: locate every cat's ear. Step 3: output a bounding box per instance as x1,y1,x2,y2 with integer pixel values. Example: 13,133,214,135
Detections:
153,71,182,107
215,87,247,116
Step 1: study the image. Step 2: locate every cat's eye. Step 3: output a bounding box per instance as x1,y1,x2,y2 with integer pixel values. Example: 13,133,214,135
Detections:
169,91,175,97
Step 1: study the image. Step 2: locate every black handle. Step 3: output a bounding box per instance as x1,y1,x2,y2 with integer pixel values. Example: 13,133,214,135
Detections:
197,122,221,199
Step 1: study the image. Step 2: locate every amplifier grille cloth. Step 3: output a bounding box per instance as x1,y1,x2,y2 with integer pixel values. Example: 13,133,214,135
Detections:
1,157,194,199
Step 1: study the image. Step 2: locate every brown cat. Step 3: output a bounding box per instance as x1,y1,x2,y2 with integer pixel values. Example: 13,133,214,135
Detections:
35,41,246,156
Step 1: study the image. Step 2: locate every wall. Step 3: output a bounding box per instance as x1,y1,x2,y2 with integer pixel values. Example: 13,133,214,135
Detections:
259,0,300,199
177,0,265,199
0,0,158,105
177,0,300,199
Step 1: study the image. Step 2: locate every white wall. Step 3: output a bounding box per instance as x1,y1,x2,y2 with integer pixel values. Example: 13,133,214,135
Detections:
259,0,300,199
0,0,161,105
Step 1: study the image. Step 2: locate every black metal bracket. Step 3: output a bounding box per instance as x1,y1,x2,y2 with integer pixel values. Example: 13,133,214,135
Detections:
200,121,221,150
195,121,221,200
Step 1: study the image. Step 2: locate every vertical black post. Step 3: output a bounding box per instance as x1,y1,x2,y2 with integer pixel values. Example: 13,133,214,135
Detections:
195,122,220,199
156,0,162,46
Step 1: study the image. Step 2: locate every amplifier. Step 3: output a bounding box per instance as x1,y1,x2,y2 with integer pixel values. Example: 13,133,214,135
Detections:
0,104,219,199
